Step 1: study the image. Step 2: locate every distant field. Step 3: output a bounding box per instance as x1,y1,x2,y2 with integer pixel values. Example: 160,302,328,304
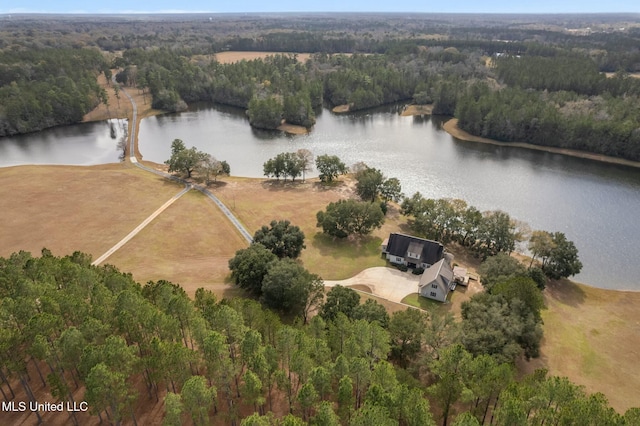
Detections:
605,72,640,79
215,51,313,64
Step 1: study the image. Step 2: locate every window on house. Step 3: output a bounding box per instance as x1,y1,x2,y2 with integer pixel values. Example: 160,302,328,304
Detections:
396,257,402,262
430,292,437,297
431,283,437,288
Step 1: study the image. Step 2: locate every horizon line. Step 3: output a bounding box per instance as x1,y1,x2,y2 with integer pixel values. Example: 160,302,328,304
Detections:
2,10,640,15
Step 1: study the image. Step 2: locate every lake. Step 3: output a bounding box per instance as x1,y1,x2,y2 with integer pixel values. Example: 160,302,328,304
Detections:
138,103,640,290
0,119,125,167
1,105,638,290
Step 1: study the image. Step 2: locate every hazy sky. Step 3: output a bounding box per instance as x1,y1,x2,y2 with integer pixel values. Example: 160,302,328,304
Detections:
2,0,639,14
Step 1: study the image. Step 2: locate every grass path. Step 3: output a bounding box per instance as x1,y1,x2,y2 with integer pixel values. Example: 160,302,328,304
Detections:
106,190,248,298
92,184,191,266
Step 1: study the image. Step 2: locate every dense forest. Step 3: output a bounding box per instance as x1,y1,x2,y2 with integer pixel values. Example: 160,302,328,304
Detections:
1,250,638,425
0,48,107,136
1,14,640,159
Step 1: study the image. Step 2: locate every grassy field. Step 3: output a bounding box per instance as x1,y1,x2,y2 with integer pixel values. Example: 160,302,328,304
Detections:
210,176,406,280
519,279,640,413
106,190,248,298
0,164,181,259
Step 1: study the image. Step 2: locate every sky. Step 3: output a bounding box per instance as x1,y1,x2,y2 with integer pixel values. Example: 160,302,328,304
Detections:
1,0,639,15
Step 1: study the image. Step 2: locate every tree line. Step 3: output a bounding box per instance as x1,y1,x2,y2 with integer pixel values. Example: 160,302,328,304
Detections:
400,194,582,280
1,249,637,425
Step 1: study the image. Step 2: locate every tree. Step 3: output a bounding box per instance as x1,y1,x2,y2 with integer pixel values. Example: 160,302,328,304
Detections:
428,344,473,426
165,139,206,178
316,200,385,238
315,154,348,183
544,232,582,279
352,299,390,328
241,370,264,414
248,96,283,130
349,404,396,426
337,375,354,422
263,152,303,182
478,253,526,290
460,293,542,362
163,393,184,426
355,167,385,202
423,311,459,361
261,259,324,322
197,154,230,185
253,220,306,259
263,155,286,181
528,230,555,268
477,211,519,258
312,401,340,426
181,375,216,426
284,92,316,128
320,285,361,322
452,412,481,426
228,244,278,297
297,381,319,421
389,309,428,368
380,177,404,204
492,276,545,320
85,363,135,424
296,149,314,182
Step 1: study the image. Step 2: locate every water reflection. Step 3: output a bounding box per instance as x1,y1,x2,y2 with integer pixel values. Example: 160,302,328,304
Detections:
0,119,125,167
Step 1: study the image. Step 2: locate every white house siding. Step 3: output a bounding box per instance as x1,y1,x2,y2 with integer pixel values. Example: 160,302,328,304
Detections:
419,283,447,302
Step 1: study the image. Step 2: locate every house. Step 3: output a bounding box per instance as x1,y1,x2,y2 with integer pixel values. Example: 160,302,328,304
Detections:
418,258,454,302
381,233,444,269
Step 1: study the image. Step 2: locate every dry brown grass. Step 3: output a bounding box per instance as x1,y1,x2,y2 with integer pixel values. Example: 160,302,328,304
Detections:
518,280,640,413
401,104,433,116
332,104,351,113
0,164,182,260
215,51,312,64
106,190,248,298
605,72,640,79
83,71,160,124
211,176,406,280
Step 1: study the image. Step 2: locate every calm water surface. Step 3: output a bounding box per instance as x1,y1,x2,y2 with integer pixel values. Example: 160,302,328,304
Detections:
1,106,637,290
0,119,125,167
139,103,640,290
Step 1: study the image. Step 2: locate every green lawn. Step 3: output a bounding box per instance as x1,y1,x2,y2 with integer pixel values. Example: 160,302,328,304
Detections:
401,293,443,310
303,233,388,280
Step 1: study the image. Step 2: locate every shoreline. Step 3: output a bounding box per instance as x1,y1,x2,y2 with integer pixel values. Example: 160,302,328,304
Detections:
443,118,640,169
3,162,637,294
277,122,309,135
401,104,433,116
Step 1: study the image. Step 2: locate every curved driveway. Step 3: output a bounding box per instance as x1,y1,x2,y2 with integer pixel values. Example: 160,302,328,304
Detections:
324,267,421,303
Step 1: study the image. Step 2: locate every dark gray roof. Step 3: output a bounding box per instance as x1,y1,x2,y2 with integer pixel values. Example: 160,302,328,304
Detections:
419,259,454,295
385,233,444,265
